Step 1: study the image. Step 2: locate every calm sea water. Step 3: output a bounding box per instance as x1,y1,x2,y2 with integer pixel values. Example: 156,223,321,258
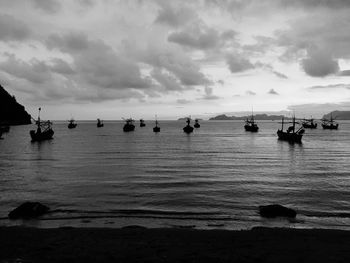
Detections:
0,120,350,230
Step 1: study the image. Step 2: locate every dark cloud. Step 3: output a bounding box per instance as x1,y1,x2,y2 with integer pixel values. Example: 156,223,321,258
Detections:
143,47,212,87
338,70,350,76
151,68,183,91
268,89,279,95
202,86,220,100
176,99,192,104
301,49,339,77
155,3,194,27
0,14,31,41
226,54,255,73
308,83,350,90
273,71,288,79
46,32,152,91
0,54,52,84
50,58,75,75
168,26,219,50
246,90,256,96
30,0,61,13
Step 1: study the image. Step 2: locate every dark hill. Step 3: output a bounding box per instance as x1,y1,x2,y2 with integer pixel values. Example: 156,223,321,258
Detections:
322,111,350,120
0,84,31,125
209,114,290,120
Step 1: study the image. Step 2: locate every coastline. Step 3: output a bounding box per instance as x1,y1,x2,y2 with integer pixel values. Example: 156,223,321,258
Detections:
1,226,350,262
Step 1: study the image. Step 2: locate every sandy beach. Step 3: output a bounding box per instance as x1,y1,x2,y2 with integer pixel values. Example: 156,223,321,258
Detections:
1,226,350,262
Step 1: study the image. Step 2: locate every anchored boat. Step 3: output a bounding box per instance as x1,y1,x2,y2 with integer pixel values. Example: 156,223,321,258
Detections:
97,118,104,128
123,118,135,132
194,119,200,128
30,108,54,142
322,114,339,130
244,113,259,132
68,119,77,129
183,117,194,134
302,118,317,129
277,116,304,143
140,119,146,127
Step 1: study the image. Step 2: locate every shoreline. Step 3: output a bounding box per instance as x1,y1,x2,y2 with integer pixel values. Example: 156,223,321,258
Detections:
1,226,350,262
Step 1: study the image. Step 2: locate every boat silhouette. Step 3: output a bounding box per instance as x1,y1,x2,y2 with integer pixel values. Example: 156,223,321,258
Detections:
68,119,77,129
153,119,160,133
244,112,259,132
30,108,54,142
140,119,146,127
194,119,200,128
183,117,194,134
302,118,317,129
123,118,135,132
97,118,104,128
322,114,339,130
277,116,304,143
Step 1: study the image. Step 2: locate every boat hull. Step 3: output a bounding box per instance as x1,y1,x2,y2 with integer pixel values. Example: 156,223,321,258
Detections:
30,129,54,142
68,124,77,129
244,125,259,132
153,126,160,132
322,124,338,130
183,126,194,134
277,130,302,143
123,124,135,132
194,124,200,128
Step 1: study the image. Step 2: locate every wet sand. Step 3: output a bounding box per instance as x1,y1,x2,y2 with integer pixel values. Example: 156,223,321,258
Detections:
1,226,350,262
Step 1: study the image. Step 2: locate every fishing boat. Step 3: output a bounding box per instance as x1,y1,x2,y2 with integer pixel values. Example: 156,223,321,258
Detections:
123,118,135,132
322,114,339,130
302,118,317,129
183,117,194,134
244,113,259,132
277,116,304,143
30,108,54,142
194,119,200,128
153,119,160,133
68,119,77,129
97,118,104,128
140,119,146,127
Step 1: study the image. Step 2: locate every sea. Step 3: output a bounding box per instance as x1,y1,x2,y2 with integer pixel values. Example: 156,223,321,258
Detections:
0,120,350,230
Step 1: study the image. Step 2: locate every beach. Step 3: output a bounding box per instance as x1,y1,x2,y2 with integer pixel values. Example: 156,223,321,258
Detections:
1,226,350,262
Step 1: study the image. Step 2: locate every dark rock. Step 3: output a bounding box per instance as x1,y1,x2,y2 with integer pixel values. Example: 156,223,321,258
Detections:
259,204,297,218
8,202,50,219
0,84,32,126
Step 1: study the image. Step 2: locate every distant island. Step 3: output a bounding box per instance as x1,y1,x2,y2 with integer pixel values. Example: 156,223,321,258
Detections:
0,84,32,125
209,114,290,121
323,111,350,120
178,117,203,121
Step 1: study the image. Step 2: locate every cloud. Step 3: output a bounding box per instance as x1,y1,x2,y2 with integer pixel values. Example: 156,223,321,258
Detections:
143,46,212,87
177,99,192,104
338,70,350,76
46,32,153,91
246,90,256,96
151,68,183,91
202,86,220,100
268,88,279,95
0,14,32,42
30,0,61,14
301,49,339,77
273,71,288,79
155,3,195,27
168,25,220,50
0,54,52,84
308,83,350,90
226,54,255,73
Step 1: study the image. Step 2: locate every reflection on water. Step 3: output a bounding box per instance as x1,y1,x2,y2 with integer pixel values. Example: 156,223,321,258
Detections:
0,120,350,230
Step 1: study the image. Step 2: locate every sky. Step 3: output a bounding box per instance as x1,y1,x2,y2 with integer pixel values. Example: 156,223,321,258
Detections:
1,0,350,120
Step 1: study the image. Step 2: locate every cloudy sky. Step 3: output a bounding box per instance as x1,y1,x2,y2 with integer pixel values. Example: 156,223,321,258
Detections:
1,0,350,120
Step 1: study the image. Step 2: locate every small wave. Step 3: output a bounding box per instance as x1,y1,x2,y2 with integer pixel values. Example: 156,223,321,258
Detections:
301,211,350,218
